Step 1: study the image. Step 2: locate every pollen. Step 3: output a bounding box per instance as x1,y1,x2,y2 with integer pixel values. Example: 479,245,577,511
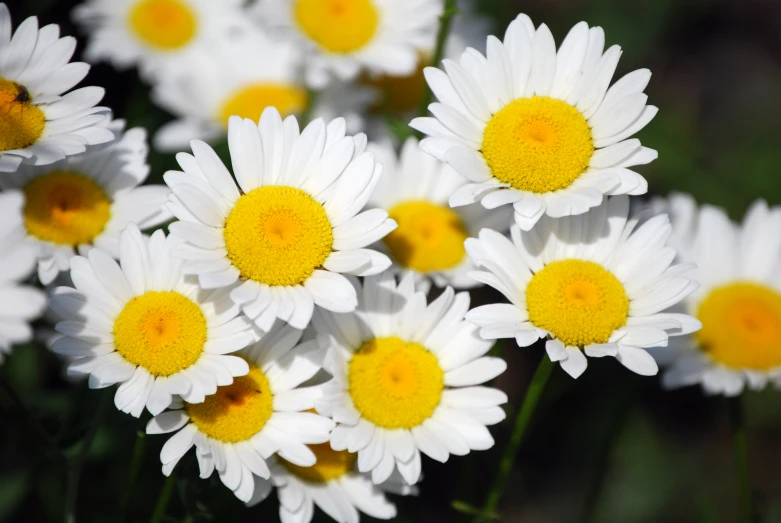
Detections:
348,336,444,430
481,96,594,194
281,443,356,483
294,0,378,53
526,259,629,347
23,171,111,246
696,282,781,370
114,291,207,376
384,200,468,273
186,362,273,442
218,84,307,127
128,0,197,50
223,186,333,287
0,78,45,152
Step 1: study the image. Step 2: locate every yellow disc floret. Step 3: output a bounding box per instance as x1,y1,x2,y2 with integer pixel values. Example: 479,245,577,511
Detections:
187,362,273,442
114,291,206,376
218,84,307,127
481,96,594,194
0,78,45,152
294,0,378,53
281,443,356,483
696,282,781,370
128,0,197,50
526,259,629,347
23,171,111,246
348,336,444,429
384,200,468,273
223,186,333,287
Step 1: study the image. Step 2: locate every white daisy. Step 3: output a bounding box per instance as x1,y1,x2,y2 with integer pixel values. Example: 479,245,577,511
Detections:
164,108,396,332
49,224,257,417
0,119,172,285
466,195,701,379
72,0,249,80
0,4,113,173
0,191,47,361
315,272,507,486
146,321,335,503
253,0,442,88
367,137,510,290
651,194,781,396
410,13,658,231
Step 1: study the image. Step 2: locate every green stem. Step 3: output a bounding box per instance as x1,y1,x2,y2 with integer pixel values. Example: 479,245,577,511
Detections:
115,428,148,523
149,473,177,523
0,371,61,458
416,0,458,120
474,356,555,522
64,392,110,523
729,396,753,523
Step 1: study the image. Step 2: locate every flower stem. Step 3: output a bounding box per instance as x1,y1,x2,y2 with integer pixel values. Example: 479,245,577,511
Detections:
729,396,753,523
416,0,458,119
115,427,148,523
64,391,110,523
149,473,177,523
473,356,555,522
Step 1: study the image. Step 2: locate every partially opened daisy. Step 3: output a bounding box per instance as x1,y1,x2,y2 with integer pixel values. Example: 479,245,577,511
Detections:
410,13,657,231
466,196,701,378
315,272,507,486
0,120,172,284
72,0,249,79
253,0,441,87
652,195,781,395
50,225,256,417
165,108,396,332
368,137,510,290
146,322,334,503
0,3,113,173
0,191,47,361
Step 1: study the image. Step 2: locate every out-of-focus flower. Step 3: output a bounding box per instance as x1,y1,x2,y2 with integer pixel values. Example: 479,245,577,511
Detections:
50,225,257,417
0,120,171,284
466,196,701,379
367,137,510,291
0,4,113,173
411,14,658,231
164,110,396,332
146,322,334,503
315,272,507,486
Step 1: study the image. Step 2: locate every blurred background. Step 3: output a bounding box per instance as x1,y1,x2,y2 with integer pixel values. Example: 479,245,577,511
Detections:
3,0,781,521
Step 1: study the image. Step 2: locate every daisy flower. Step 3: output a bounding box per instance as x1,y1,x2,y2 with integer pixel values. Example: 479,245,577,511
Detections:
146,322,335,503
72,0,250,80
652,195,781,395
368,137,510,290
0,120,172,285
466,195,701,379
0,4,113,173
315,272,507,486
410,13,658,231
50,224,257,417
252,0,442,88
164,108,396,332
0,191,47,361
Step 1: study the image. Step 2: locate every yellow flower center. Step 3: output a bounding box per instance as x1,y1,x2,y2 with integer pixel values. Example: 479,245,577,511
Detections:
223,186,333,287
526,259,629,347
0,77,45,152
281,443,356,483
128,0,197,50
481,96,594,194
384,200,468,273
23,171,111,246
348,336,444,429
218,84,307,128
114,291,207,376
696,282,781,370
294,0,379,54
186,362,273,442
